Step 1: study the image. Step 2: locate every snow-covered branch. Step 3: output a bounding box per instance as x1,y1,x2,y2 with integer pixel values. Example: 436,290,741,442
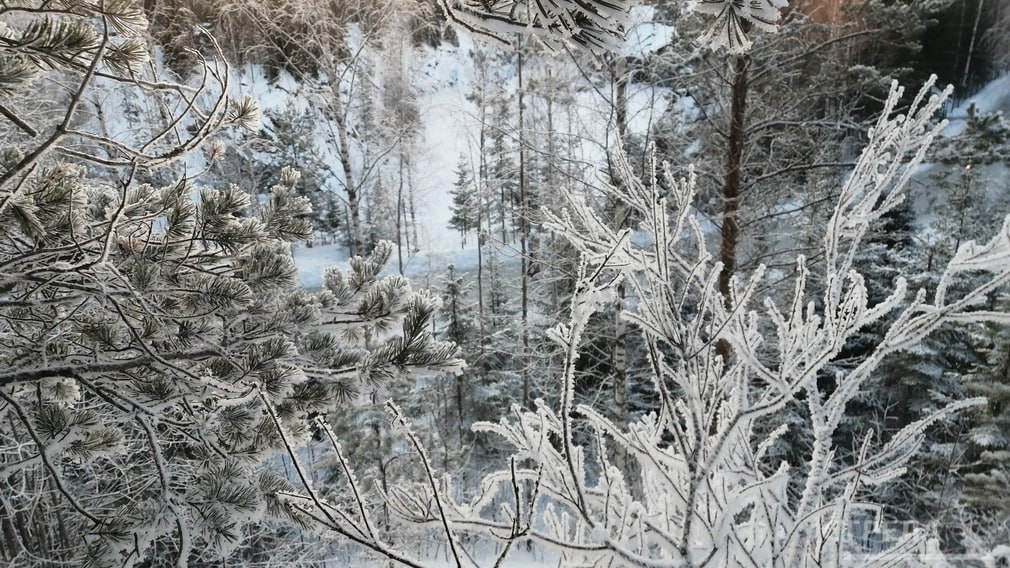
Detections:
425,79,1010,566
437,0,789,54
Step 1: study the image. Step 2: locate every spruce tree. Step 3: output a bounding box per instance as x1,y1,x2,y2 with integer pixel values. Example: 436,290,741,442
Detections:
263,106,343,245
447,154,476,249
960,295,1010,545
833,199,984,546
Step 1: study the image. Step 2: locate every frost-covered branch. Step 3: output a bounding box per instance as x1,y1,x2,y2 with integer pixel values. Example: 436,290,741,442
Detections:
437,0,789,54
429,79,1010,567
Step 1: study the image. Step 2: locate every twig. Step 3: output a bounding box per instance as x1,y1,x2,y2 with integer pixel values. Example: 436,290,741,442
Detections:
0,102,38,137
386,400,463,568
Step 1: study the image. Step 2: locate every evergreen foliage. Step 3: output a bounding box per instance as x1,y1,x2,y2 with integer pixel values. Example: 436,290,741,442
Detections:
932,103,1010,166
437,0,634,52
263,107,343,245
833,199,983,545
5,0,1010,565
447,154,475,248
437,0,790,54
961,295,1010,542
0,4,460,565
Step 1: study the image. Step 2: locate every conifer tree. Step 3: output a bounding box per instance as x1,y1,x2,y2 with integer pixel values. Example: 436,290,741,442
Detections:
829,199,986,547
263,107,341,243
926,99,1010,549
960,293,1010,544
438,264,480,458
0,4,461,565
447,154,475,249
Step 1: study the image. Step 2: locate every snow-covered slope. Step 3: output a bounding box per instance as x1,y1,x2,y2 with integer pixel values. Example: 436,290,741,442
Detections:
945,71,1010,136
271,7,675,287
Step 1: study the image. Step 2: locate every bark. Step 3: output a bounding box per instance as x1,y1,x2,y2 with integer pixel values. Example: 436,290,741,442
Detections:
397,152,405,275
408,165,419,251
716,54,749,364
611,55,630,425
518,44,531,409
331,89,365,256
477,88,487,352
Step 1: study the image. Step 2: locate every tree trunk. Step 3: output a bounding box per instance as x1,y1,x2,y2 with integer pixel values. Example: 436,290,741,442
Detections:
477,91,487,352
397,153,405,275
611,55,630,425
408,164,419,252
332,88,365,256
518,43,532,409
716,54,749,364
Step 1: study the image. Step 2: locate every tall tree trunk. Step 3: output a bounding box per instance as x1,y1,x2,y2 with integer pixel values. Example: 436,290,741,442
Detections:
397,166,404,275
447,265,467,444
396,148,410,275
408,164,419,252
518,43,531,409
716,54,750,364
962,0,985,86
499,164,508,246
332,89,365,256
611,55,630,426
477,98,488,353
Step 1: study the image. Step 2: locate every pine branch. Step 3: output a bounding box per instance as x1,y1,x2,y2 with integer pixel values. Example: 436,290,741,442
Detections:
0,102,38,137
0,21,108,205
0,349,219,388
387,401,464,568
0,390,99,525
260,392,428,568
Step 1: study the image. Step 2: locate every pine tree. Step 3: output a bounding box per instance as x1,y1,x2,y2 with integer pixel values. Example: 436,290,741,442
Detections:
447,154,475,249
263,106,343,245
0,5,461,565
960,294,1010,545
830,199,985,547
651,0,958,294
932,103,1010,166
930,106,1010,546
487,91,519,245
437,265,481,464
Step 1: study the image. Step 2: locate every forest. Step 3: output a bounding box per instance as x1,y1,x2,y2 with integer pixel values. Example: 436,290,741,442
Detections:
2,0,1010,566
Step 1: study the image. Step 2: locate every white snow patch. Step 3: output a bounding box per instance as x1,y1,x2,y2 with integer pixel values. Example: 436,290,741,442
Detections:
944,72,1010,136
623,5,675,56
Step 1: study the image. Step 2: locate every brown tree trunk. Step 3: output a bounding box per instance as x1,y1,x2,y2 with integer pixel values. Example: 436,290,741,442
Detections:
716,54,749,364
397,152,405,275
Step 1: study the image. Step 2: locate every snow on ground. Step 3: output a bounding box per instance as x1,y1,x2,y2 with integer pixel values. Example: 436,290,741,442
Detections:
623,4,677,56
411,33,480,253
944,71,1010,136
289,7,675,288
291,243,350,290
910,72,1010,227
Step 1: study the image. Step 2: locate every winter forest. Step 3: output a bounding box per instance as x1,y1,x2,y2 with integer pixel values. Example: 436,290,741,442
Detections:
4,0,1010,566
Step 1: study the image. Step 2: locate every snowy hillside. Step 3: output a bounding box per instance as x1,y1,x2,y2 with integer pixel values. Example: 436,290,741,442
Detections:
220,5,679,287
